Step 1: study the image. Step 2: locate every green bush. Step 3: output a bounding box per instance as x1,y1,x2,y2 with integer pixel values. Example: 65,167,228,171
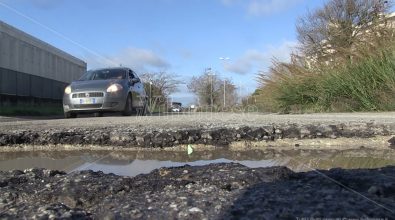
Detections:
319,53,395,111
259,50,395,113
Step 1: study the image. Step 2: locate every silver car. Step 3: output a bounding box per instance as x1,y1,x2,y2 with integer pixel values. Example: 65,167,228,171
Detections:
63,67,148,118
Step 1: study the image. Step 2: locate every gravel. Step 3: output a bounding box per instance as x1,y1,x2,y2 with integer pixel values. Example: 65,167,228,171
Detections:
2,112,395,130
1,113,395,148
0,163,394,219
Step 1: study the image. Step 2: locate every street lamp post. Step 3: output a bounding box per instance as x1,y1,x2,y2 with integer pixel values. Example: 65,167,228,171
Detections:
149,81,153,110
205,68,215,108
211,74,213,107
209,72,215,108
219,57,230,107
223,79,226,107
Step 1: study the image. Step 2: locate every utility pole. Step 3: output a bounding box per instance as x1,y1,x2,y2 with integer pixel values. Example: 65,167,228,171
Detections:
149,81,153,109
205,68,214,108
219,57,230,107
211,75,213,107
223,79,226,107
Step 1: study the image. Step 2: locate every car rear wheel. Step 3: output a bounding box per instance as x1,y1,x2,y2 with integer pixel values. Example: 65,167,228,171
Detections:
64,112,77,119
122,94,133,116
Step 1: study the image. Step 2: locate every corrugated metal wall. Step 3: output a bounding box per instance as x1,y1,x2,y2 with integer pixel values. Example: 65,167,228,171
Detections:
0,21,86,101
0,67,67,100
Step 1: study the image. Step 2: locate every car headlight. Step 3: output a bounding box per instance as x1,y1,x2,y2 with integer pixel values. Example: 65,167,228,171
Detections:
107,83,123,93
64,86,71,94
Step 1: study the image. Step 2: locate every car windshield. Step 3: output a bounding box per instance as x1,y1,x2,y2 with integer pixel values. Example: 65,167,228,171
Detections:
79,69,126,81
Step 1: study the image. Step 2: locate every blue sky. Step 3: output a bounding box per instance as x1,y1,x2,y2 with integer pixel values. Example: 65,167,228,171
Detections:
0,0,326,104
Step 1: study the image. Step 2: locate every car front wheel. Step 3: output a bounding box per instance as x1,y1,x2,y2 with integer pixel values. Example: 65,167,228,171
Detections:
122,94,133,116
93,112,103,117
64,112,77,118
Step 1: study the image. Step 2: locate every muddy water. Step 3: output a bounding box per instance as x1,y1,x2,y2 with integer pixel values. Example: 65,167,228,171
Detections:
0,147,394,176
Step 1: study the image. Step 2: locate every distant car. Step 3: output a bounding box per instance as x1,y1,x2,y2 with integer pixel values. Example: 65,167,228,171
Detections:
170,102,182,112
171,107,181,112
63,67,148,118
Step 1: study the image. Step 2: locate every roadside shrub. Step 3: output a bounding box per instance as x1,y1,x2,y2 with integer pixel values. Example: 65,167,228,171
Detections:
319,52,395,111
253,0,395,113
256,49,395,112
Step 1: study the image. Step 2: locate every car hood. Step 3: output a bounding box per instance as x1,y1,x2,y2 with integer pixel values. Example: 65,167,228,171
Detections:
71,79,122,92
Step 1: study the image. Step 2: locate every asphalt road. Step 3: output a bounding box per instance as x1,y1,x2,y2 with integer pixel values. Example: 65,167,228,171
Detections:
1,112,395,132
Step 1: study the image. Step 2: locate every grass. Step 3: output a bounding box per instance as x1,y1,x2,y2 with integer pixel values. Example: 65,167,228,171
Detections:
318,53,395,111
256,49,395,113
0,104,64,116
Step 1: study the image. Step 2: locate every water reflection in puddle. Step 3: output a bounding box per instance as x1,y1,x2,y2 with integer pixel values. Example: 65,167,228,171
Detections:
0,148,394,176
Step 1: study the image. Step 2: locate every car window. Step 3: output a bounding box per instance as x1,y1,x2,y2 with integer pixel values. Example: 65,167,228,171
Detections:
129,70,141,83
79,69,126,80
133,71,140,80
129,70,135,80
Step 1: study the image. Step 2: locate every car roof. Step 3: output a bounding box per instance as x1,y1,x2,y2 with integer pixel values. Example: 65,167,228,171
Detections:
86,67,141,78
88,67,132,72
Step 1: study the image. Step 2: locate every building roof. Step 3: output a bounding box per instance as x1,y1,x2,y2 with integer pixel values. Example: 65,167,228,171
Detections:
0,20,86,67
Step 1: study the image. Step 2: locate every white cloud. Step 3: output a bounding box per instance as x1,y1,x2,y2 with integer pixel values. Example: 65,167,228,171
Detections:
85,47,170,73
224,41,298,74
264,40,299,63
220,0,304,16
248,0,303,16
224,50,265,74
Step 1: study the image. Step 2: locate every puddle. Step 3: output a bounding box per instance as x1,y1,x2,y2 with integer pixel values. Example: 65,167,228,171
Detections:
0,147,395,176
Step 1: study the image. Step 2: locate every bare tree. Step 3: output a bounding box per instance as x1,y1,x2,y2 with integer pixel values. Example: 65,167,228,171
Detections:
140,71,182,98
188,71,219,106
297,0,393,64
187,69,237,107
219,79,237,107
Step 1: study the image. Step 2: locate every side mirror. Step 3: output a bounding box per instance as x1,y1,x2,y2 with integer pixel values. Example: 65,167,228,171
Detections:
131,78,140,84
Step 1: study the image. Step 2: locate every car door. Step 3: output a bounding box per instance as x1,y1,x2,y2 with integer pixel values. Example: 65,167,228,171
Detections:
128,70,143,107
132,71,147,107
132,71,147,106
